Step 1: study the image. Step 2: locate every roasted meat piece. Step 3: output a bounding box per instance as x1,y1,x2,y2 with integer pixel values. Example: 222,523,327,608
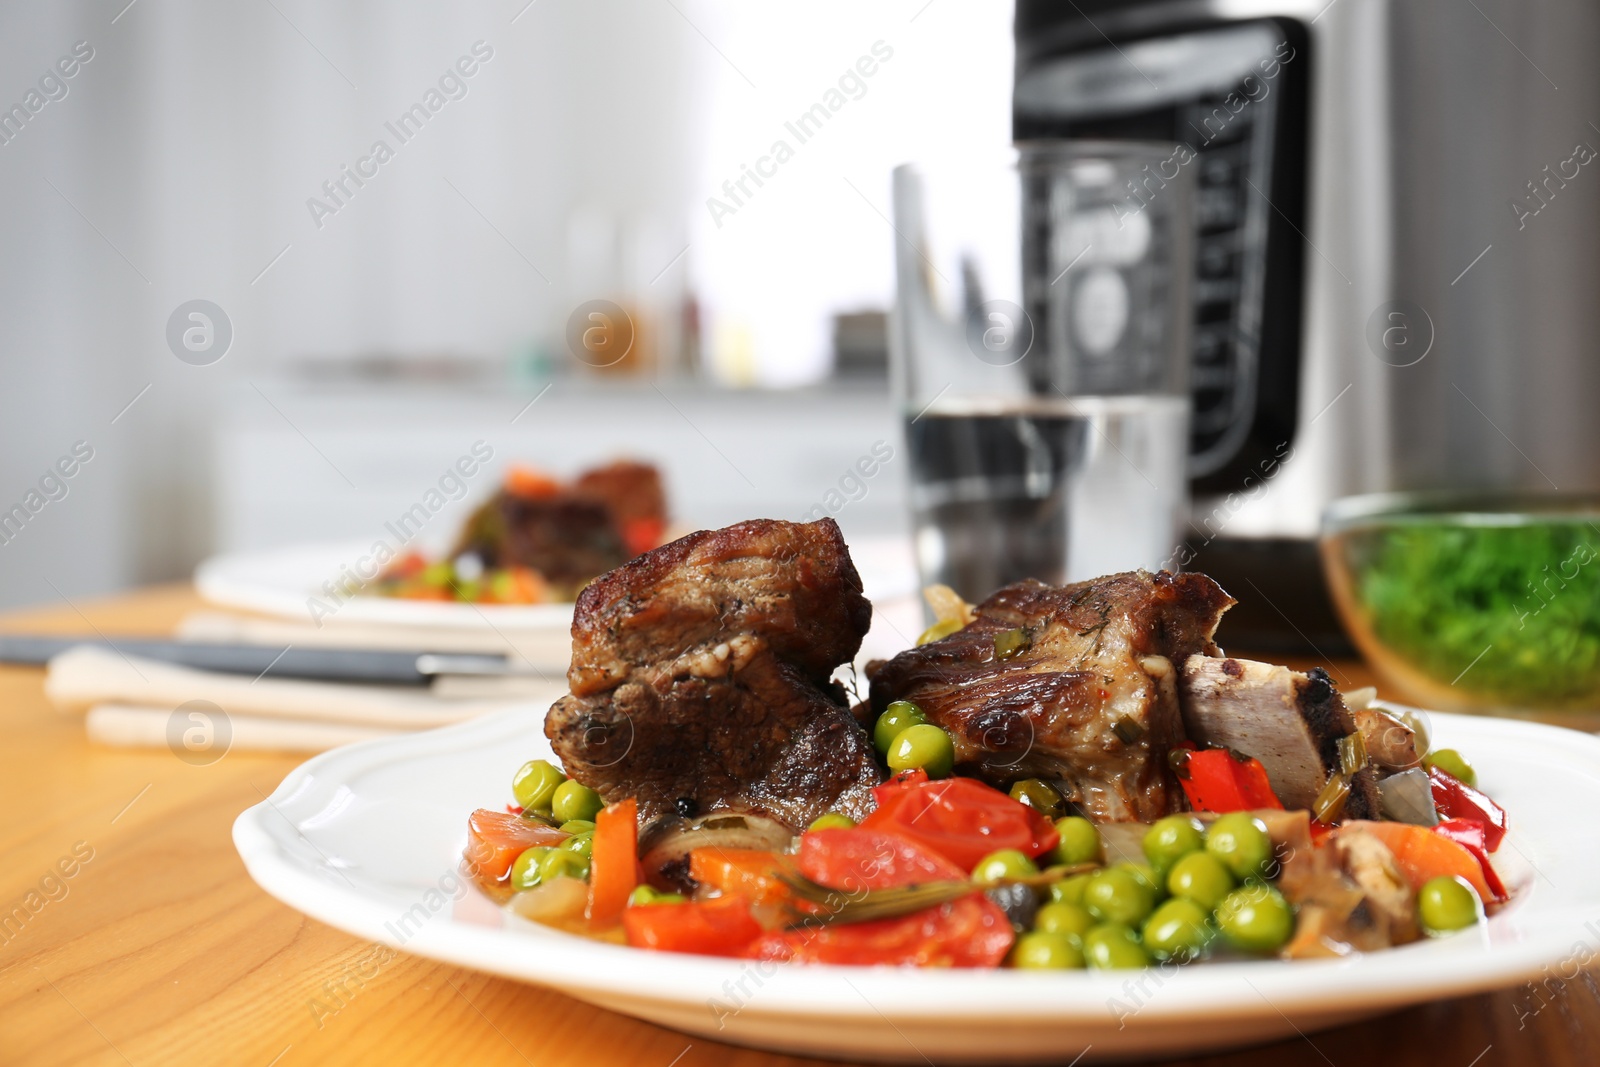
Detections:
545,518,880,832
461,494,627,588
866,571,1235,822
573,460,667,530
454,461,668,592
1180,656,1381,818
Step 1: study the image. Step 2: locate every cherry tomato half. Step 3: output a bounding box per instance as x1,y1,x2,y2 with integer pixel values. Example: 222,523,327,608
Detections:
857,776,1059,871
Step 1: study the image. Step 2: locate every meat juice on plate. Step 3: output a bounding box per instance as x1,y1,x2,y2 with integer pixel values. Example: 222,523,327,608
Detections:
906,395,1188,601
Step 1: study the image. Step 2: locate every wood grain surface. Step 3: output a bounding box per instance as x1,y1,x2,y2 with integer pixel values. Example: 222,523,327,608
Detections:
1,586,1596,1066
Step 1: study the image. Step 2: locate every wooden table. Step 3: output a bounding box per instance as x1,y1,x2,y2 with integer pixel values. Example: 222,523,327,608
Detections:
2,586,1596,1066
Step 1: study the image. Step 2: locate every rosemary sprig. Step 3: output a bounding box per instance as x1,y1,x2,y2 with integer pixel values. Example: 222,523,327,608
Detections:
774,860,1104,929
1006,861,1101,889
777,871,975,928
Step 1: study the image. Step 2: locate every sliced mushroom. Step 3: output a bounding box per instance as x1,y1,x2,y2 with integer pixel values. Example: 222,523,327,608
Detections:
1333,827,1417,934
1353,707,1422,771
1279,827,1419,957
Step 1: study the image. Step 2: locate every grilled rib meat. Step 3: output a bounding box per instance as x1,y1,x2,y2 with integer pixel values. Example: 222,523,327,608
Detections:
545,518,880,831
572,460,667,530
866,571,1235,822
1180,656,1381,819
454,461,667,593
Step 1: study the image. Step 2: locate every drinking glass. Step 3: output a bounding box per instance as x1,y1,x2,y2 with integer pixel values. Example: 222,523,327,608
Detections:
890,141,1195,603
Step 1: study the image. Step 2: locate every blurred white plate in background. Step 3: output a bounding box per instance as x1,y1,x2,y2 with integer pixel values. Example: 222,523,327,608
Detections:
196,535,920,634
195,540,575,631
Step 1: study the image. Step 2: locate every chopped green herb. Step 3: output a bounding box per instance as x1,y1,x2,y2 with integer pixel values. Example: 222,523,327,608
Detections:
1344,519,1600,706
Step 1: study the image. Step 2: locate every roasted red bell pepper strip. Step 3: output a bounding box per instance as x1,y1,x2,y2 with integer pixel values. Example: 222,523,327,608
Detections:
1429,768,1507,852
1175,748,1284,813
622,897,762,957
1434,818,1508,901
1433,817,1486,852
857,776,1058,871
746,894,1014,967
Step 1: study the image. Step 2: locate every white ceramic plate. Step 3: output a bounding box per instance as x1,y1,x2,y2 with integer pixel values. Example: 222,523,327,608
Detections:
234,704,1600,1062
195,541,576,630
198,537,919,634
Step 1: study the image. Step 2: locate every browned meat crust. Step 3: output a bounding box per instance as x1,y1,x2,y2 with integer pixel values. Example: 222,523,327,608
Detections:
572,460,667,527
1180,657,1380,818
454,462,668,592
546,518,880,830
866,571,1235,822
475,494,627,587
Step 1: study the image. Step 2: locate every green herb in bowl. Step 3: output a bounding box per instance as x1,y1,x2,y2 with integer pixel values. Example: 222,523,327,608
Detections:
1321,492,1600,713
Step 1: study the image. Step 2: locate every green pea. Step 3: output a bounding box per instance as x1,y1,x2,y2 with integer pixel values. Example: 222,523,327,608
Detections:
1215,884,1294,954
1010,930,1085,970
538,847,590,883
1082,867,1155,927
1083,923,1149,969
1205,812,1275,882
551,779,604,824
808,812,857,832
1010,778,1067,820
1051,817,1102,866
972,849,1040,885
1034,901,1094,943
509,846,553,890
887,724,956,778
1143,815,1205,876
1050,873,1094,906
1166,851,1235,912
1118,863,1167,903
557,819,596,835
512,759,565,812
561,832,595,859
1424,748,1477,788
1142,898,1211,962
873,700,928,756
916,619,963,646
628,885,686,906
1418,876,1481,935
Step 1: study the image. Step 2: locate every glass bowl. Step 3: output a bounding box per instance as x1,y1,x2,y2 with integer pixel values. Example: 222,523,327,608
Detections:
1320,491,1600,715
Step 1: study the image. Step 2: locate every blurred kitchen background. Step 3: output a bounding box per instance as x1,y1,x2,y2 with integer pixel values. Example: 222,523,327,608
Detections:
0,0,1011,609
4,0,1600,658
